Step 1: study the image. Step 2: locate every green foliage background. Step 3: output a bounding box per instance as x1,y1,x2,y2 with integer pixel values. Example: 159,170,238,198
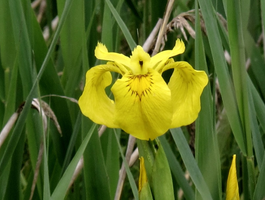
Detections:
0,0,265,199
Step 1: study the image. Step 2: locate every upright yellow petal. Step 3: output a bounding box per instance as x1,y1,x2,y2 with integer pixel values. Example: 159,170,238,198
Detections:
111,69,172,140
226,155,240,200
95,43,131,69
78,64,121,128
130,46,151,75
164,61,208,128
150,39,185,68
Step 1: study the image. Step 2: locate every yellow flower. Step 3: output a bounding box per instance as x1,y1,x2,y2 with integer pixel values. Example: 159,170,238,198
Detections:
226,155,240,200
79,39,208,140
138,157,153,199
138,157,148,193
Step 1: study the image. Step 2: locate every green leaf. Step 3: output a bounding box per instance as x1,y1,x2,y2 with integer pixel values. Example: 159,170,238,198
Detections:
245,31,265,100
51,123,97,200
227,0,255,196
138,139,175,200
247,77,264,169
160,136,194,200
9,0,33,97
102,1,114,50
151,139,174,200
3,132,25,200
26,111,45,198
43,133,51,200
100,129,120,199
253,154,265,200
194,1,222,199
0,0,75,177
31,7,73,164
198,0,246,155
58,0,85,98
227,0,252,156
114,130,139,200
82,119,111,200
105,0,136,50
170,128,213,200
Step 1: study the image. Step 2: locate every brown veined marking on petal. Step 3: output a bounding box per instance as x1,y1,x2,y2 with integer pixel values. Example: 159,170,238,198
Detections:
126,72,153,102
139,60,143,68
100,61,129,76
156,58,174,73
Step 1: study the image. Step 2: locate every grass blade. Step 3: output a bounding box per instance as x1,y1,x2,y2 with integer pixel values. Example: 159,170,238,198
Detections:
194,1,221,199
227,0,255,196
114,130,139,200
198,0,246,155
160,136,194,200
105,0,136,50
227,0,252,156
82,120,111,200
50,123,96,199
0,0,75,175
247,76,264,169
170,128,212,200
253,154,265,200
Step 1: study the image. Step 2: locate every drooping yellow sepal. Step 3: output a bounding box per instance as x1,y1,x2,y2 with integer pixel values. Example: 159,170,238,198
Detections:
78,64,121,128
226,155,240,200
164,61,208,128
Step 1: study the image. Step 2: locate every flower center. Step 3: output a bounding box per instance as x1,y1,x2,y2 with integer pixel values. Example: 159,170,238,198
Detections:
126,72,153,101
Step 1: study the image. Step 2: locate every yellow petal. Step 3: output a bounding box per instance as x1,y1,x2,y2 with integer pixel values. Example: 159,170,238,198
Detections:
150,39,185,68
78,64,121,128
139,157,148,192
139,157,153,199
111,69,172,140
95,43,130,68
129,46,151,75
164,61,208,128
226,155,240,200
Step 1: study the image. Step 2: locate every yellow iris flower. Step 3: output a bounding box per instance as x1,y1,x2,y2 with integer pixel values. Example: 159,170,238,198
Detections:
79,39,208,140
138,157,148,193
226,155,240,200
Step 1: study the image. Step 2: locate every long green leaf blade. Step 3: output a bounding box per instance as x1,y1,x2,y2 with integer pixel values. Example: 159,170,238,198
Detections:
198,0,246,155
51,123,97,200
194,1,221,199
170,128,212,200
105,0,136,50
